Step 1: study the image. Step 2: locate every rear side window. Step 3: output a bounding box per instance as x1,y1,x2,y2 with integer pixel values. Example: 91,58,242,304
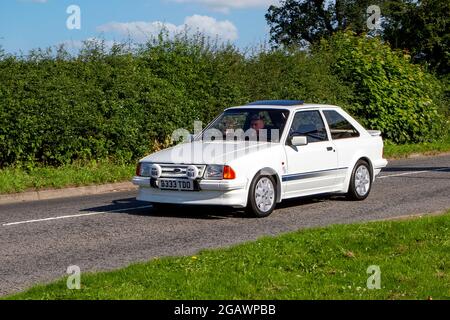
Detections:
323,110,360,140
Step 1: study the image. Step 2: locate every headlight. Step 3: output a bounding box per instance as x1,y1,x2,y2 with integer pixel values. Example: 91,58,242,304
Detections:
204,165,224,180
138,162,153,177
203,165,236,180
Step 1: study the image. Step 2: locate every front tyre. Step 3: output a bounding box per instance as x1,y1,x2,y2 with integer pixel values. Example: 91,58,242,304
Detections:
246,174,277,218
347,160,372,200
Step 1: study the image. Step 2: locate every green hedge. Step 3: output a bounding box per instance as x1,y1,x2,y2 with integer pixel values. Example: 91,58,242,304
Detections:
318,32,446,144
0,33,446,168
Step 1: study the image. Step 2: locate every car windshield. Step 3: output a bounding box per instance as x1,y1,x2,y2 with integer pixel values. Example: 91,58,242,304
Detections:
198,108,290,143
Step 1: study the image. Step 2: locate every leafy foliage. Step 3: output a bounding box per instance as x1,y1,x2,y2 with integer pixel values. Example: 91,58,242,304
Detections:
266,0,450,75
318,32,446,143
0,36,347,168
0,33,445,167
383,0,450,75
266,0,375,46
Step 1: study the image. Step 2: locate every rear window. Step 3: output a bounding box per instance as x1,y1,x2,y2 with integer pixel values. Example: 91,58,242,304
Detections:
323,110,360,139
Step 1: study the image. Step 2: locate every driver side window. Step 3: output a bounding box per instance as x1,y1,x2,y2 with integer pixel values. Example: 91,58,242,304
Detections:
290,110,328,143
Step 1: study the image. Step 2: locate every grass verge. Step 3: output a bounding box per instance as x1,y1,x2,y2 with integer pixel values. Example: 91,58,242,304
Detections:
6,212,450,300
0,161,135,194
384,132,450,159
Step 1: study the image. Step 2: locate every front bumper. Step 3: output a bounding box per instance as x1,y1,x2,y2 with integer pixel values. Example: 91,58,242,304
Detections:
132,176,248,207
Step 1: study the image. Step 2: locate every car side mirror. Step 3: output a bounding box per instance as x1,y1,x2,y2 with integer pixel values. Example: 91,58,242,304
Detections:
290,135,308,146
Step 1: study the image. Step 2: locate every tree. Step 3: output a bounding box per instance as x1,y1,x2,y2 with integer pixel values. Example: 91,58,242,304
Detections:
265,0,376,47
383,0,450,75
266,0,449,74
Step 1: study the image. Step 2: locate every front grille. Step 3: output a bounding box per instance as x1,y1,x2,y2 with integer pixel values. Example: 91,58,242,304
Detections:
159,164,206,178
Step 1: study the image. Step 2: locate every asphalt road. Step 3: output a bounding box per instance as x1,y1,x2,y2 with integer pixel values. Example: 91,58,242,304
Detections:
1,154,449,296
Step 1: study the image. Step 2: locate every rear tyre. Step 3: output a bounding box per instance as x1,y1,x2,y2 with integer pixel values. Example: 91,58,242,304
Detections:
347,160,372,200
246,174,277,218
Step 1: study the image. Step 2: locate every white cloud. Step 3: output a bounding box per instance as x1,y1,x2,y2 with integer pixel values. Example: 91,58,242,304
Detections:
170,0,279,13
97,15,238,42
184,15,238,40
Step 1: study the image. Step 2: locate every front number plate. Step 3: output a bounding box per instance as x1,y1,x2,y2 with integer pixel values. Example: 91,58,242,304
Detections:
158,179,194,191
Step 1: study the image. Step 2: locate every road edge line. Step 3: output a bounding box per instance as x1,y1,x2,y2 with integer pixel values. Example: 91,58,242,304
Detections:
0,182,138,205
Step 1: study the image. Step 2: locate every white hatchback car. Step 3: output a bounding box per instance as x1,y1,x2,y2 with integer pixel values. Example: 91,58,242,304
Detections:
133,100,387,217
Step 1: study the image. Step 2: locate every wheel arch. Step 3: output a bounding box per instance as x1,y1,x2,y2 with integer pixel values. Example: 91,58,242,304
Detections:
342,154,375,193
253,167,283,203
359,156,374,180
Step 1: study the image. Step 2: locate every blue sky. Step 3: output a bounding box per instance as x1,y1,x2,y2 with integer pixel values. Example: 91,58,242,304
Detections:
0,0,280,54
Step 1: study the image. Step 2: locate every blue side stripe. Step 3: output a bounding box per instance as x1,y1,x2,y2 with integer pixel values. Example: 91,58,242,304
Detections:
282,167,348,182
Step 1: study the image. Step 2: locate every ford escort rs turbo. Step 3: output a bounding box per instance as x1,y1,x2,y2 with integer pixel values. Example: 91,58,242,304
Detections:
133,100,388,217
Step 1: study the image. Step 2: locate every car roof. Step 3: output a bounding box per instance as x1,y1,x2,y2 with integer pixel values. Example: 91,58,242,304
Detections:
247,100,305,106
226,100,341,111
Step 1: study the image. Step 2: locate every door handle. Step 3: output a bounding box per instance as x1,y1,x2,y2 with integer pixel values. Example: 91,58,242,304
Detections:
327,147,334,151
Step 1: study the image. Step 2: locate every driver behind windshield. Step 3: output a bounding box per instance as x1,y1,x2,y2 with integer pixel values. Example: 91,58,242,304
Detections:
250,114,266,140
250,114,267,141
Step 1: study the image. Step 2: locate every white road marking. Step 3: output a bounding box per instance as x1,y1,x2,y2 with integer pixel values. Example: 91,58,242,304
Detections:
3,167,448,226
378,170,429,179
378,167,449,179
2,205,153,227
